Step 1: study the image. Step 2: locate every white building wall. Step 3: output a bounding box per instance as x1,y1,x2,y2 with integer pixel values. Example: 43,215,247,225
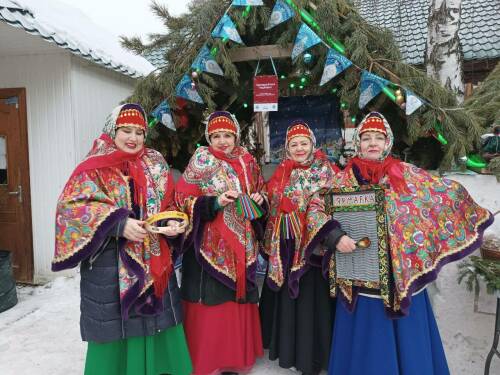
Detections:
69,57,136,161
0,52,75,283
0,52,136,283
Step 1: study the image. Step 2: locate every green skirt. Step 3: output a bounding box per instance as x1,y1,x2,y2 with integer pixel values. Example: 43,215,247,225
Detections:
84,324,192,375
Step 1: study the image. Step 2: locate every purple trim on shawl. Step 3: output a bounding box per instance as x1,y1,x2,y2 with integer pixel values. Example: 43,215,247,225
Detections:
398,211,494,317
352,164,370,186
166,234,184,263
338,212,495,319
288,219,340,298
134,287,165,316
52,208,130,271
265,237,294,292
190,196,258,295
118,237,146,320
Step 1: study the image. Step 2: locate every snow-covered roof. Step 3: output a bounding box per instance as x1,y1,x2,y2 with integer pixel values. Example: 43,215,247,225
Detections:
353,0,500,65
0,0,154,78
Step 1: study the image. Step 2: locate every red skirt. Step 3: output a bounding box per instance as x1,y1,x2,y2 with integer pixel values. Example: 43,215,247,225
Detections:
183,301,264,375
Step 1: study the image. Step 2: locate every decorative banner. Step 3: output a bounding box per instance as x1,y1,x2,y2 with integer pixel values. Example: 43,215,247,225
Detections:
232,0,264,5
319,48,353,86
175,74,204,104
191,44,224,76
211,14,244,44
253,75,279,112
358,71,391,109
405,90,425,115
151,100,176,131
265,0,295,30
291,23,322,61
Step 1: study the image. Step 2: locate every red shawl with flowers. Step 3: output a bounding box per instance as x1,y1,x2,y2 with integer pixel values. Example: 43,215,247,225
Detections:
264,150,341,297
52,134,175,318
333,156,493,316
175,146,265,299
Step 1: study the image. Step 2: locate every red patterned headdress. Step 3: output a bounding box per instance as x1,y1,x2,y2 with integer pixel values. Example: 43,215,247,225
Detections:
286,120,315,146
116,104,147,131
358,113,387,136
206,111,238,138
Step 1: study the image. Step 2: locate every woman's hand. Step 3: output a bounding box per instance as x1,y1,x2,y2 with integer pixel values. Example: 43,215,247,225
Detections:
123,218,148,242
165,220,188,236
217,190,239,207
250,192,264,205
336,235,357,253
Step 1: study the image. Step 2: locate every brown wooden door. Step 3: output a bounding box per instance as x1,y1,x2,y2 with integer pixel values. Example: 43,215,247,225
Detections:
0,88,33,282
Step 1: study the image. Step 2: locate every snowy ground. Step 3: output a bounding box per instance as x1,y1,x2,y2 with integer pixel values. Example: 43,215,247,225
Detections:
0,262,499,375
1,172,499,374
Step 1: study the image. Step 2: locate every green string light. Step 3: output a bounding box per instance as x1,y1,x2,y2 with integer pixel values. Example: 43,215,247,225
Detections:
465,154,487,168
148,117,158,128
284,0,345,54
340,102,347,109
331,88,338,94
351,116,356,123
382,86,397,102
299,85,304,89
280,74,286,79
434,122,448,145
300,77,307,84
242,5,251,17
243,102,249,108
290,83,296,89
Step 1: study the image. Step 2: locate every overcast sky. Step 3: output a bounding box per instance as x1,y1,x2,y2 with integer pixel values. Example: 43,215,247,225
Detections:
57,0,189,41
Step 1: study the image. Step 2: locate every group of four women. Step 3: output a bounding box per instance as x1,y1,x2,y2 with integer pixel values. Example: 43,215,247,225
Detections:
52,103,493,375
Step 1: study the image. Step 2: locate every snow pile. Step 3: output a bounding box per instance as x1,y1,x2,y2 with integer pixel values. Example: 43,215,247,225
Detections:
3,0,154,77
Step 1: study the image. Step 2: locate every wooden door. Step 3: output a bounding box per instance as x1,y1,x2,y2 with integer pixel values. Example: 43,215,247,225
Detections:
0,88,33,282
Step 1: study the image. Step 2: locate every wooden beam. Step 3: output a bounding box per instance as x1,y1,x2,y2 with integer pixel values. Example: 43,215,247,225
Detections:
229,44,293,62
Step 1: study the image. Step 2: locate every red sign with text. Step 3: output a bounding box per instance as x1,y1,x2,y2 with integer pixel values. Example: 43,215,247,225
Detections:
253,75,278,112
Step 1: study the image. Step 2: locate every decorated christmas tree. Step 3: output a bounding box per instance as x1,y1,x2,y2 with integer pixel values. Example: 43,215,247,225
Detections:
122,0,485,171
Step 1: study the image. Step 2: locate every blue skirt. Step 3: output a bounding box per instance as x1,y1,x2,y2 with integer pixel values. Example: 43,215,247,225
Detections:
328,290,450,375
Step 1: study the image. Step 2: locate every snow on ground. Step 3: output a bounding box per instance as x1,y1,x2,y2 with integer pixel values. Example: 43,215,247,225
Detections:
1,172,498,374
0,264,499,375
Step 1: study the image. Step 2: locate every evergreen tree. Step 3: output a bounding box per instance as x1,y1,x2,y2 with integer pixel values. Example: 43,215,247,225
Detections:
464,62,500,179
121,0,485,171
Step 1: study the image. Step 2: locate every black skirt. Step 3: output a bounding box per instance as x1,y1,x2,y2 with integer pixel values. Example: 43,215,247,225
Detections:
259,266,335,375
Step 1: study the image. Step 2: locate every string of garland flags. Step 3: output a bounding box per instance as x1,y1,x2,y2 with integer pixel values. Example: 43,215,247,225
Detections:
151,0,454,149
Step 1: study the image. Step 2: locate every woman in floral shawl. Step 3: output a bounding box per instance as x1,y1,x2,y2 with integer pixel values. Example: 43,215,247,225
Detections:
259,120,355,375
175,111,266,375
328,112,494,375
52,103,192,375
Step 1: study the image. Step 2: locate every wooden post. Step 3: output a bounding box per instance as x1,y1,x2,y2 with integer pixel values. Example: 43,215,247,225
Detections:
229,44,292,62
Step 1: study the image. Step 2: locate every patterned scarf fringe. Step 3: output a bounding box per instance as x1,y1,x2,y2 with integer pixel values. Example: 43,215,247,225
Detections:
278,211,301,240
235,194,263,220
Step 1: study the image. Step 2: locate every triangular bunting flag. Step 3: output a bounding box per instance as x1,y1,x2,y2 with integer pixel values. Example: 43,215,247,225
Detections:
191,45,224,76
291,23,322,61
211,14,244,44
232,0,264,5
265,0,295,30
151,100,176,131
405,90,425,115
319,49,353,86
175,74,204,104
359,71,391,109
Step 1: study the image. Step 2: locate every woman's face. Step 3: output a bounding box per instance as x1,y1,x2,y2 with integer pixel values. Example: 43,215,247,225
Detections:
288,136,313,163
359,131,387,160
114,126,145,154
210,131,236,154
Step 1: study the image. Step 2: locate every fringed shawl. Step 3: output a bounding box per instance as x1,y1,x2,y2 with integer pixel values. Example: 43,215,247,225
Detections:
332,160,493,317
52,134,175,319
175,146,265,299
263,150,341,298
